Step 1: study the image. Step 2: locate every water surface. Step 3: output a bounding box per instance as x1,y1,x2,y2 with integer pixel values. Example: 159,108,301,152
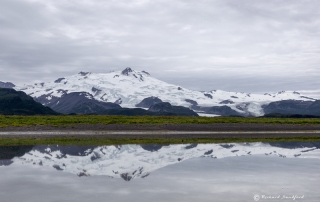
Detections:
0,142,319,201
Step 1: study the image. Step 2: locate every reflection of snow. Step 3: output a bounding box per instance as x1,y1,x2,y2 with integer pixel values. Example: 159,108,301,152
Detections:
12,143,320,180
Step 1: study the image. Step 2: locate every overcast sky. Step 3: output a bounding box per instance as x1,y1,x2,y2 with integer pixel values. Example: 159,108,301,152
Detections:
1,0,320,93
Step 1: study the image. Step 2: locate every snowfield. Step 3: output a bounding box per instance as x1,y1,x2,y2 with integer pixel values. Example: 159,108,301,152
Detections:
15,68,316,116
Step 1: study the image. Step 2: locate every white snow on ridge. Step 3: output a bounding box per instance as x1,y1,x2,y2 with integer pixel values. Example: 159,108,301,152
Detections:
11,143,320,180
198,113,220,117
297,89,320,99
15,68,316,116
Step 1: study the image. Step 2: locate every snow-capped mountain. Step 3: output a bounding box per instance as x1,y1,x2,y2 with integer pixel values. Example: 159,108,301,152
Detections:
3,143,320,181
15,67,317,116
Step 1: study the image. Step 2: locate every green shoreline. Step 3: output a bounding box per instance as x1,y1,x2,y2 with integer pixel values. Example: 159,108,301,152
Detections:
2,115,320,128
1,115,320,145
1,136,320,146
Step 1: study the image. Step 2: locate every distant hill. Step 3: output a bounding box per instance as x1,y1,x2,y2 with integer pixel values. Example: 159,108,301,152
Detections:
102,101,198,116
33,92,198,116
262,113,320,118
0,88,59,115
41,92,121,114
148,102,198,116
263,100,320,116
135,96,163,108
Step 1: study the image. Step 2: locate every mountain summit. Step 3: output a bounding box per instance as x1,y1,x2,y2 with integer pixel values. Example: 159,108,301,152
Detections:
121,67,133,75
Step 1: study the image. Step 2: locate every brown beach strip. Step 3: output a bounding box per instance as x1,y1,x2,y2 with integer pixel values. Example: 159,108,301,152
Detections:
1,123,320,139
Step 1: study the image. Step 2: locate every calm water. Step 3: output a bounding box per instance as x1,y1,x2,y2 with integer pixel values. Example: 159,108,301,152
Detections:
0,142,319,202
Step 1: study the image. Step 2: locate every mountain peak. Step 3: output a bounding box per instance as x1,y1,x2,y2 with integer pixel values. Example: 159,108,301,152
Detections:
121,67,133,76
78,72,91,76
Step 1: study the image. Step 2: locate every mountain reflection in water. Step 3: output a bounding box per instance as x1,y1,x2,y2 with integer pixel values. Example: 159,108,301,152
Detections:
0,142,319,181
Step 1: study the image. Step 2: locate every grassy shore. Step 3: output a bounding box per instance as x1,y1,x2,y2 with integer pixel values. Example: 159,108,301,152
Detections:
1,115,320,128
1,115,320,145
1,136,320,146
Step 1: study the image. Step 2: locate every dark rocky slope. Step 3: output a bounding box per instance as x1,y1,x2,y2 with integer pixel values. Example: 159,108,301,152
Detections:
0,88,58,115
263,100,320,116
148,102,198,116
45,92,121,114
135,96,163,108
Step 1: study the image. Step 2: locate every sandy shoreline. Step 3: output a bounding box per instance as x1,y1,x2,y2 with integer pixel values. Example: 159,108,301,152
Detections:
1,123,320,139
0,130,320,138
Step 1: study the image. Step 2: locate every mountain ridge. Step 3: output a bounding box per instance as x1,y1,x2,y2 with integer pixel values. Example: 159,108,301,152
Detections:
10,67,318,116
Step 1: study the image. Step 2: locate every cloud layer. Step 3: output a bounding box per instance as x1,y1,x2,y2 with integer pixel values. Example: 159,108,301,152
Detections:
1,0,320,92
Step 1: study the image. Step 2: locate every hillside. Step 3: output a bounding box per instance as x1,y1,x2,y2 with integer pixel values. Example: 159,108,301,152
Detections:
0,88,59,115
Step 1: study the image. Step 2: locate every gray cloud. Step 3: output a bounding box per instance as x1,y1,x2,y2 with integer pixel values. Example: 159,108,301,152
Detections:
1,0,320,93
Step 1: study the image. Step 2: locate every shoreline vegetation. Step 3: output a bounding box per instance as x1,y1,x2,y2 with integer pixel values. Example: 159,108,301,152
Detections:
1,137,320,146
2,115,320,127
1,115,320,145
